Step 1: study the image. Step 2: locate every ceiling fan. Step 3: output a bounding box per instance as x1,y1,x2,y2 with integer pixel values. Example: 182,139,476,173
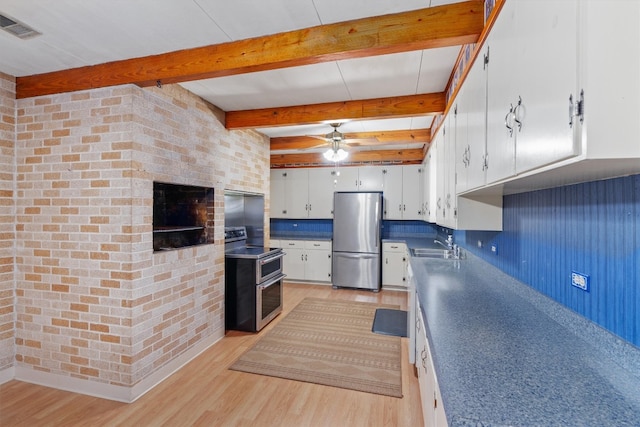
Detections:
307,123,376,162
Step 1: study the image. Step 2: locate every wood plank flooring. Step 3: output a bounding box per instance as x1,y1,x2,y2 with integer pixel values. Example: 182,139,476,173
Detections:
1,283,423,427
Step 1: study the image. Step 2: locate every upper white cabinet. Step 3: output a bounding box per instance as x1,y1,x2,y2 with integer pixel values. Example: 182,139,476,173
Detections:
307,168,339,218
571,0,640,166
485,0,579,183
358,165,386,191
271,165,426,220
456,44,488,194
511,0,579,175
270,169,309,218
402,165,425,220
467,0,640,194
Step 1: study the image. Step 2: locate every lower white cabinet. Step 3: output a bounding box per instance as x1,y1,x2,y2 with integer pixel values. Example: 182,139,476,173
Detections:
280,240,332,283
416,299,448,427
382,242,408,290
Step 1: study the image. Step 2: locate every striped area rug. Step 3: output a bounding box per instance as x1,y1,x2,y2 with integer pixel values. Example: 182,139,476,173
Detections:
229,297,403,398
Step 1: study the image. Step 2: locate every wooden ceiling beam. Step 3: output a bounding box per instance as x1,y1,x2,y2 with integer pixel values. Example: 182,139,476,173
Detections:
227,92,445,129
15,1,484,99
270,148,424,167
270,129,430,150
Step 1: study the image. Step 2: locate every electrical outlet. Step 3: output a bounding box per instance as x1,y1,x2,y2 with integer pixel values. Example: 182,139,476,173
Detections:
477,240,482,248
491,244,498,255
571,271,590,292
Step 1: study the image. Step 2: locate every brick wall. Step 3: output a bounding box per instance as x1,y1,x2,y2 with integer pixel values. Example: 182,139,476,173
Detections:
0,73,15,373
13,82,269,397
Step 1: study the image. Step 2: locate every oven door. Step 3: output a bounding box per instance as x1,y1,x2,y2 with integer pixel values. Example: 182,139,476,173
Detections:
256,251,285,283
255,273,285,331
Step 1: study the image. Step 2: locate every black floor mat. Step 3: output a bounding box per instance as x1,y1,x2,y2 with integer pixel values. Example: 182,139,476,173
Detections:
372,308,408,337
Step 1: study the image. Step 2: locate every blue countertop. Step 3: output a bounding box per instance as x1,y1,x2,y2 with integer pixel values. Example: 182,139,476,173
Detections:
409,250,640,426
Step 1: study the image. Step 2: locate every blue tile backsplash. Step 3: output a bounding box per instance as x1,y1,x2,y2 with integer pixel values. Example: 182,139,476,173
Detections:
456,174,640,347
270,218,437,239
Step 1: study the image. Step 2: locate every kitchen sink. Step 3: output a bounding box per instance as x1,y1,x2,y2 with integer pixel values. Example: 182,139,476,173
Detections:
410,247,461,259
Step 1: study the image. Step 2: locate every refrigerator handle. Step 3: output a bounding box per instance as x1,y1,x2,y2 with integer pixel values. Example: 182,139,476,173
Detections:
376,198,380,248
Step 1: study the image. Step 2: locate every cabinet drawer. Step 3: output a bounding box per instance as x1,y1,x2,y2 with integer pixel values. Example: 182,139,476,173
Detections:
280,240,304,249
383,242,407,253
269,239,281,248
304,240,332,251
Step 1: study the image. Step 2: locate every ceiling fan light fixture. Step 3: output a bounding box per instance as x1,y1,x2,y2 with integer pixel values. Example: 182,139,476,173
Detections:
323,148,348,162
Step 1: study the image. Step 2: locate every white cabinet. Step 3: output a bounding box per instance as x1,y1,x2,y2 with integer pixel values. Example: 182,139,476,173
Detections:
385,165,424,220
382,242,408,290
269,169,309,218
402,165,424,220
303,240,332,282
415,300,448,427
307,168,338,218
511,0,579,174
333,167,360,192
456,47,487,194
358,165,385,191
280,240,332,283
485,0,580,184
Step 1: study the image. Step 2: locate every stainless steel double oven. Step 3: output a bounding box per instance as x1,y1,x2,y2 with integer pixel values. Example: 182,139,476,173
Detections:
224,227,285,332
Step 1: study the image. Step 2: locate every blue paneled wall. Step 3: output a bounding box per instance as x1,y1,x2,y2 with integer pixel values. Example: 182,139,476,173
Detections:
456,174,640,347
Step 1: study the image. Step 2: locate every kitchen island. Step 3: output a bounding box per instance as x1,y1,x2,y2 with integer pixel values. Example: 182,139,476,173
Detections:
409,248,640,426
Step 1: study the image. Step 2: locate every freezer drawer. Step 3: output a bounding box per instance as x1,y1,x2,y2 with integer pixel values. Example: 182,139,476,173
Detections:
332,252,381,291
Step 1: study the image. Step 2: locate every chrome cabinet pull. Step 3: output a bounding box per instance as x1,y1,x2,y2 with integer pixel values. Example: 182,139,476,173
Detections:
513,96,523,132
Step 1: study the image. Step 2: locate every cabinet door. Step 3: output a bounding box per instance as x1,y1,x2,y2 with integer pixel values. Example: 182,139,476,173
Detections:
286,169,310,218
307,168,335,219
281,241,305,280
421,158,431,221
462,46,488,193
485,0,517,184
382,250,407,288
305,247,332,282
402,165,424,220
333,167,359,192
416,305,436,427
270,170,287,218
433,132,446,224
383,166,403,219
440,112,457,228
358,165,385,191
513,0,579,174
455,87,469,194
426,149,437,223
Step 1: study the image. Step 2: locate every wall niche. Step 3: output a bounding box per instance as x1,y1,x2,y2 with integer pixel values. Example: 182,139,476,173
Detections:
153,182,215,251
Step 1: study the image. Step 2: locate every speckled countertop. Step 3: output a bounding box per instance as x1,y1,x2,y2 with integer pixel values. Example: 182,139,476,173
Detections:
409,249,640,426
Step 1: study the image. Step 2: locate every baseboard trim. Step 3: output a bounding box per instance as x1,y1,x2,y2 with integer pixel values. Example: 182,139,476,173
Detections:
0,366,15,385
13,328,224,402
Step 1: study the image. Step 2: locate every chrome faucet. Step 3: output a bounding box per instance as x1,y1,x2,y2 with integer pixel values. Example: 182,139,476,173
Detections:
434,234,454,249
433,239,450,249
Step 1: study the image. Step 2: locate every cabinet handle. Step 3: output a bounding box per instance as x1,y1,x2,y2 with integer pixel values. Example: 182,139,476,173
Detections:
505,108,514,137
305,254,307,261
309,204,311,211
569,90,585,128
513,96,523,132
421,347,428,370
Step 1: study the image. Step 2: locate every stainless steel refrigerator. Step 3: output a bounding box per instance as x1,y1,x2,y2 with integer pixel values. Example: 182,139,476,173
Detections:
332,191,383,291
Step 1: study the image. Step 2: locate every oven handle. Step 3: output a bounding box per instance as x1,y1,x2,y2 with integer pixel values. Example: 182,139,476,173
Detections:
259,252,285,265
258,273,286,290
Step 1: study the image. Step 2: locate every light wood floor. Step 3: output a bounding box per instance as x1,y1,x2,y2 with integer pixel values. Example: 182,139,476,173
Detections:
1,283,423,427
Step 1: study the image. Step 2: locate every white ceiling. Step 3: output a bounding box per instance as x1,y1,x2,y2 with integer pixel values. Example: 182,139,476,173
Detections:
0,0,466,154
